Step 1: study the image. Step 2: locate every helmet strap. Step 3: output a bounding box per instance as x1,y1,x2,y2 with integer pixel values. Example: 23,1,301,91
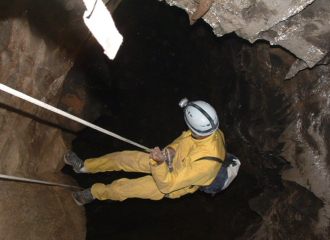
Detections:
186,102,216,130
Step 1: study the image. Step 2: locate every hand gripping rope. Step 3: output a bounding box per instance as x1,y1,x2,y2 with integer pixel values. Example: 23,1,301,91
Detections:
0,83,153,189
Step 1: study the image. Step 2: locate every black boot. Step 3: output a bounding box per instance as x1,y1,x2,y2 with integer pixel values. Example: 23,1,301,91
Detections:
64,151,85,173
72,188,95,206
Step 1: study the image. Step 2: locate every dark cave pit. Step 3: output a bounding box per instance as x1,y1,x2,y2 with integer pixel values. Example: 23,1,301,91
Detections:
61,1,278,239
1,0,329,239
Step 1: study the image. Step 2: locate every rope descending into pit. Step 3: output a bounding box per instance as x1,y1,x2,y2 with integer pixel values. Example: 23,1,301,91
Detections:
0,83,153,188
0,173,82,189
0,83,153,152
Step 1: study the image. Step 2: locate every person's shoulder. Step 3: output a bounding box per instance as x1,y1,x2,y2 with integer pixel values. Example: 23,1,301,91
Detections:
214,129,224,138
212,130,225,144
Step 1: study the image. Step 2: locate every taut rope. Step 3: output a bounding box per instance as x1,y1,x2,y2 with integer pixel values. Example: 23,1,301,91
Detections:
0,83,153,188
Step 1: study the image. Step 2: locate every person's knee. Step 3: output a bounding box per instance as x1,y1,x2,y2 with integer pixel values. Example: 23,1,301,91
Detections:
92,177,165,201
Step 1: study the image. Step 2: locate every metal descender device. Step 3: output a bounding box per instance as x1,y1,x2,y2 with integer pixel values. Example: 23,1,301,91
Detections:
162,148,174,172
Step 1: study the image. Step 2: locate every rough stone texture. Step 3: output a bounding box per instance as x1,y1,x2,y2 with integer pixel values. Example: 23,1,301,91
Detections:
166,0,330,70
0,16,71,175
222,38,330,239
0,0,126,238
159,2,330,236
259,0,330,68
279,64,330,237
246,181,324,240
0,181,86,240
57,37,111,138
0,0,89,239
1,0,330,239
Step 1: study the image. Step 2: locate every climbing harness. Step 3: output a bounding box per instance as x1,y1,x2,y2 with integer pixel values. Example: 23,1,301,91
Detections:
0,83,153,188
162,148,174,172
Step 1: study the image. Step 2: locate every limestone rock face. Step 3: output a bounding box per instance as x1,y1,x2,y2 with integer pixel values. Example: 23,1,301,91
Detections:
1,0,330,239
0,181,86,240
247,181,324,240
166,0,330,70
0,16,69,175
161,2,330,236
279,63,330,238
0,0,89,238
222,39,330,239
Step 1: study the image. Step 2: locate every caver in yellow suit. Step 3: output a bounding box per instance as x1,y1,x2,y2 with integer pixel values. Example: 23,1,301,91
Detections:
67,98,224,205
84,129,225,201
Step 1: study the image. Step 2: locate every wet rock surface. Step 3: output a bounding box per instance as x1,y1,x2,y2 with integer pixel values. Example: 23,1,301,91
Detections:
245,181,324,240
0,180,86,240
0,0,89,238
224,38,330,239
166,0,330,70
1,0,330,239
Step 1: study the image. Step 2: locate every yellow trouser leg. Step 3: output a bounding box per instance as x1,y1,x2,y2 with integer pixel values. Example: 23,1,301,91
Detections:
91,175,165,201
84,151,163,201
84,150,151,173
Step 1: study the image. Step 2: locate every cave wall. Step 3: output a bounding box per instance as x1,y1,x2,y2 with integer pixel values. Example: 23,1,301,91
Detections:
0,0,90,238
164,1,330,238
1,0,330,239
217,36,330,239
0,0,125,238
166,0,330,70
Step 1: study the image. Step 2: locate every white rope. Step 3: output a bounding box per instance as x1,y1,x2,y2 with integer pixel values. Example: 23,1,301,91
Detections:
0,83,153,152
0,83,155,189
0,173,82,189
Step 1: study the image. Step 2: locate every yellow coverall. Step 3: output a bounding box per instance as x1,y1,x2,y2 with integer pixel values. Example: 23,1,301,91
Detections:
84,129,226,201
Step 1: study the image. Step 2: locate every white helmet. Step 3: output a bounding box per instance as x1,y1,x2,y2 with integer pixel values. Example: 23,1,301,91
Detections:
179,98,219,136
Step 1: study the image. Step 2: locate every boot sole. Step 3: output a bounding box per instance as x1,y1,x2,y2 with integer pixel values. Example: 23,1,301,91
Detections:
71,192,84,206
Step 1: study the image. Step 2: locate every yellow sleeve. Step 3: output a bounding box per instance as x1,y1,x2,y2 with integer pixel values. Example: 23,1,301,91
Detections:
150,157,219,194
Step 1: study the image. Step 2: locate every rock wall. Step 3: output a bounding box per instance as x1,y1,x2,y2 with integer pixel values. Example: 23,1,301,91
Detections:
0,1,89,238
219,39,330,239
166,0,330,71
1,0,330,239
164,1,330,238
0,0,123,238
